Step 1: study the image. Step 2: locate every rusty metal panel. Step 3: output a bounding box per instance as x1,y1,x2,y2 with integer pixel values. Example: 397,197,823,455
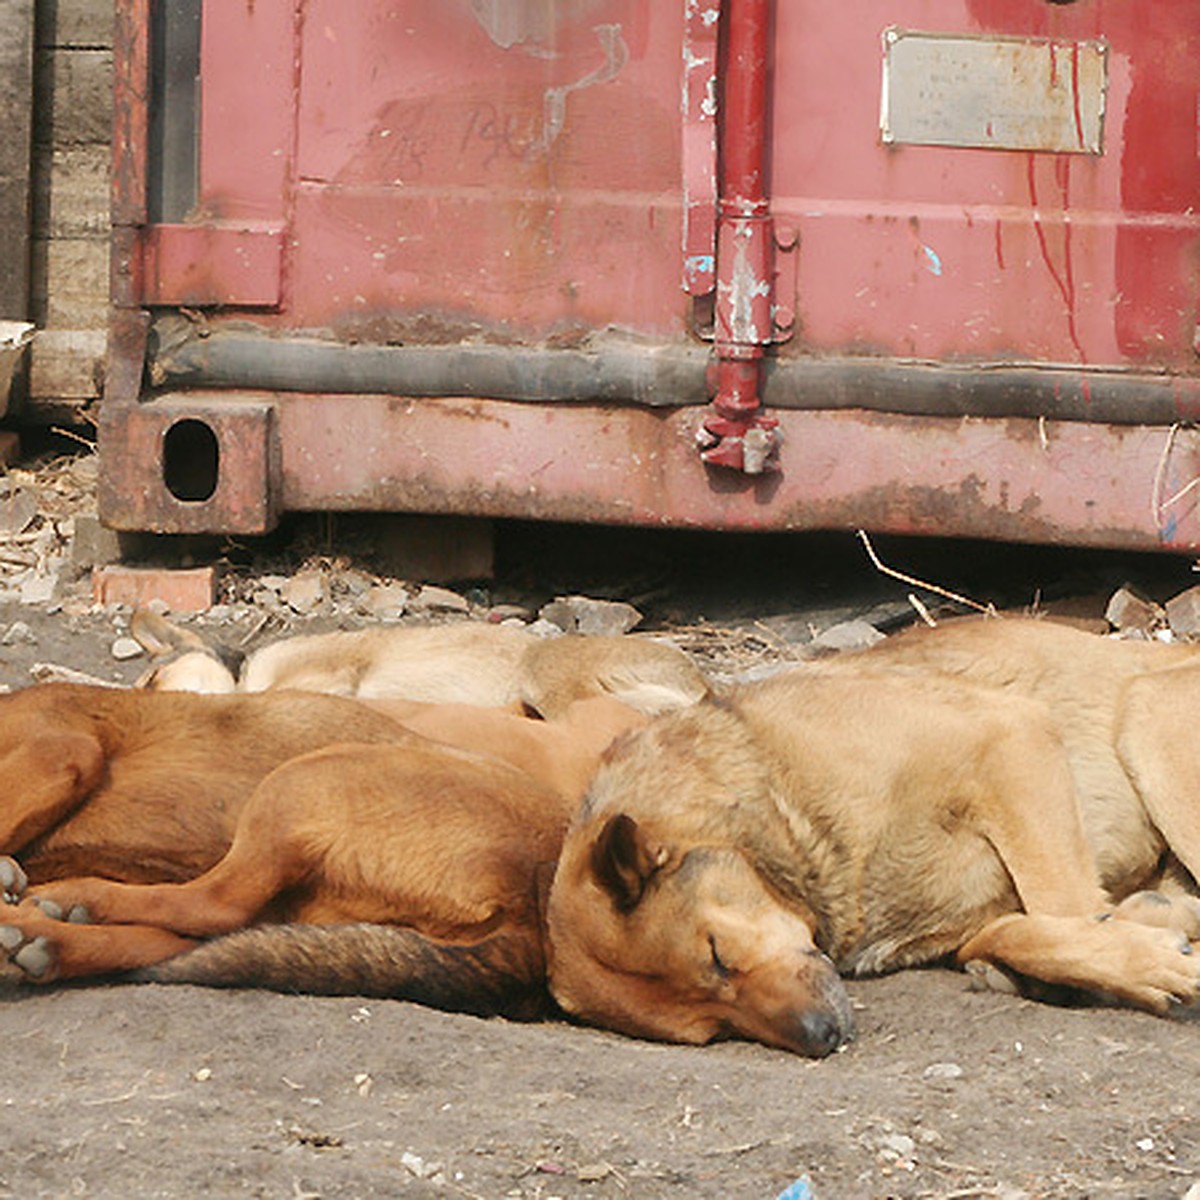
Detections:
99,397,279,534
97,391,1200,552
100,0,1200,552
773,1,1200,370
140,225,284,308
681,0,718,295
880,30,1107,154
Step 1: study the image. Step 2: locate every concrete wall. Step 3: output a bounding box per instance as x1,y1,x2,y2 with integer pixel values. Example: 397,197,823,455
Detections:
27,0,113,421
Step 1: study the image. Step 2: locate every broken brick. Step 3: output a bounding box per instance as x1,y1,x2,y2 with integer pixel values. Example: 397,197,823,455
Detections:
92,565,217,613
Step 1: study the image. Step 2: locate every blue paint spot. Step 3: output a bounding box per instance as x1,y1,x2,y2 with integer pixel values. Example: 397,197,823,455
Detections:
685,254,715,282
1163,513,1179,541
776,1177,816,1200
922,244,943,276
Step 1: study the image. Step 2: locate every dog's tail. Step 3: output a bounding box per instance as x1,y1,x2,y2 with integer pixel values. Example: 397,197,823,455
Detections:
132,923,551,1021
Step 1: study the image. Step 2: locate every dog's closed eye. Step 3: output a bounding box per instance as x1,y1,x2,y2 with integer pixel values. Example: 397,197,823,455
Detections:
708,934,732,979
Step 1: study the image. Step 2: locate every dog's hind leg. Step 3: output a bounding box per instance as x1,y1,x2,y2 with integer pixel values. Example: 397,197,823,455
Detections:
0,731,104,852
968,717,1112,918
949,717,1200,1010
26,740,554,946
20,769,326,939
0,903,197,981
957,911,1200,1012
1117,665,1200,890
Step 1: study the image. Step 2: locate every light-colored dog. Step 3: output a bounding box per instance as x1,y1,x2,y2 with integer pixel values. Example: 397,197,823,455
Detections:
132,611,709,716
544,617,1200,1054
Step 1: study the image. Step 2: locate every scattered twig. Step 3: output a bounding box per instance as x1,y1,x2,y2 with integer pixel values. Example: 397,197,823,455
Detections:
50,425,97,452
856,530,995,616
29,662,122,688
1149,420,1200,529
907,592,937,627
238,609,272,647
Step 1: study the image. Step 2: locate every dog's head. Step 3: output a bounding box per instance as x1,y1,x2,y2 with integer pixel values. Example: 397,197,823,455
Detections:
546,809,855,1057
130,610,242,693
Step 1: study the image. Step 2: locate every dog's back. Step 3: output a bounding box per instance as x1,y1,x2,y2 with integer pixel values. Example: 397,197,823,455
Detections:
240,623,536,704
518,635,710,717
1,684,417,884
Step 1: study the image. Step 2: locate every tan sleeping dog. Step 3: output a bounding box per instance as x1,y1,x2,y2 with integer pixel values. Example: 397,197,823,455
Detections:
132,611,709,716
543,617,1200,1053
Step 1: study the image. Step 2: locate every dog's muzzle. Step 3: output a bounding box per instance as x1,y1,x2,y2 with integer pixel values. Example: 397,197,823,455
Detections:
791,953,856,1057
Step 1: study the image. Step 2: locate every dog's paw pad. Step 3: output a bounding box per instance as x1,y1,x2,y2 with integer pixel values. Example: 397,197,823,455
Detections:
0,924,56,979
28,896,90,924
964,959,1020,995
0,857,27,905
12,937,54,979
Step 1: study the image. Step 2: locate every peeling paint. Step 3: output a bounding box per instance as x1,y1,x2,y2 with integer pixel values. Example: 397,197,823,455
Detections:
720,232,771,343
529,24,628,157
684,255,715,288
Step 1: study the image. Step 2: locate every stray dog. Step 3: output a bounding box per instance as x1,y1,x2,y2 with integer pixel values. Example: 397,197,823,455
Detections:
0,683,415,889
545,617,1200,1054
0,683,642,1017
132,611,709,716
8,618,1200,1058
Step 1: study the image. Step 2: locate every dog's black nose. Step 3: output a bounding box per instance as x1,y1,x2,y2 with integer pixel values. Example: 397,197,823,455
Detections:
798,1011,845,1058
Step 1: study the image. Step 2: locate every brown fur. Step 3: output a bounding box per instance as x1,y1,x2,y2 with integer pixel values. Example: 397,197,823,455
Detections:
544,618,1200,1055
0,684,640,1020
517,635,710,718
0,684,414,885
8,618,1200,1059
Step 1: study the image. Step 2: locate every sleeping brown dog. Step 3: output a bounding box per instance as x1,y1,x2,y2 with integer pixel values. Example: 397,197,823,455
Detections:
5,619,1200,1058
0,683,642,1019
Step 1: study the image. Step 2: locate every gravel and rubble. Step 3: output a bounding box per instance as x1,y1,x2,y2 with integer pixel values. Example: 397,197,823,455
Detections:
5,442,1200,1197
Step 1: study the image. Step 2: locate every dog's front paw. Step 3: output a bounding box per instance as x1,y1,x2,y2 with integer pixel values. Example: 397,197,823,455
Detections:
29,897,91,924
0,921,57,980
0,856,27,905
1115,890,1200,940
1116,923,1200,1014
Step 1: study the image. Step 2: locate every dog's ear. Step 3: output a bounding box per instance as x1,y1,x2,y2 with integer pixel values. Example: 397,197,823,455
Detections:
130,610,212,658
590,813,668,912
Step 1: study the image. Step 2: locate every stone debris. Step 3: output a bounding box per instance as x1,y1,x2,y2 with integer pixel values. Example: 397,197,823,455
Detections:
280,571,327,615
408,584,471,615
811,618,885,654
1165,585,1200,640
110,635,144,661
0,486,39,536
1,620,36,646
359,582,409,619
538,594,642,636
923,1061,964,1080
1104,584,1164,637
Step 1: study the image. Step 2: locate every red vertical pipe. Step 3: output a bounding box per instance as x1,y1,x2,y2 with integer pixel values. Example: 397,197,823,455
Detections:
701,0,779,473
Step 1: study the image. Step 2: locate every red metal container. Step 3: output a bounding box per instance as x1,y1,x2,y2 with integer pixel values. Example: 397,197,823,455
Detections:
101,0,1200,551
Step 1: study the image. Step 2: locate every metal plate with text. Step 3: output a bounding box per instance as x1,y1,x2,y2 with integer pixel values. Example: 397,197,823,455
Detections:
880,29,1107,154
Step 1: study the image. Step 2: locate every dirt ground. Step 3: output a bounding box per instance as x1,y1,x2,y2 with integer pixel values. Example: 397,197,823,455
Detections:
3,449,1200,1199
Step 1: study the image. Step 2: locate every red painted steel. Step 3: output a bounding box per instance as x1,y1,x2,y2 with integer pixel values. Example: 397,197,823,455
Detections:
700,0,781,473
99,0,1200,551
681,1,718,297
